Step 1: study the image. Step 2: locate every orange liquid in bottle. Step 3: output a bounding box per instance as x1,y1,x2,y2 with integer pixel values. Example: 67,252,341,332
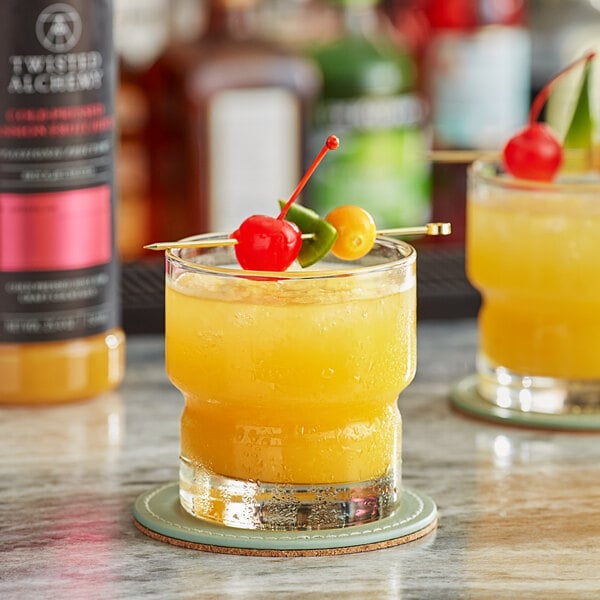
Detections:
0,330,125,405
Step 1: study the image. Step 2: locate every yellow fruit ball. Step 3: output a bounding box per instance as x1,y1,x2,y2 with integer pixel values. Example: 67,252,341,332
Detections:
325,205,377,261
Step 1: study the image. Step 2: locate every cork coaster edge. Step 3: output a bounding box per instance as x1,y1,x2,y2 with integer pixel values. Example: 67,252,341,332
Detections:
133,515,438,556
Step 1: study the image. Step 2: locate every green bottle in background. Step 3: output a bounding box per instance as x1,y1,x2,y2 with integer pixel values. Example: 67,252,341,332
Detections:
306,0,431,228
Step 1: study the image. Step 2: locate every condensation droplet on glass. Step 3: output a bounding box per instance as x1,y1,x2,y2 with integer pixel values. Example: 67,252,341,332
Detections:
321,367,334,379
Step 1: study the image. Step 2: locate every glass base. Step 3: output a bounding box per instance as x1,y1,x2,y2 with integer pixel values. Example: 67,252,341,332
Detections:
477,354,600,415
179,457,401,531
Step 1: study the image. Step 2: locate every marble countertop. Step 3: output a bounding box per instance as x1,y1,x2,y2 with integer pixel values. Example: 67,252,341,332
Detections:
2,320,600,599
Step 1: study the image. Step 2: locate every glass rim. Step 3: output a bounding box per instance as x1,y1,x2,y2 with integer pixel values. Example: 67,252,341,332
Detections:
166,233,416,280
469,157,600,194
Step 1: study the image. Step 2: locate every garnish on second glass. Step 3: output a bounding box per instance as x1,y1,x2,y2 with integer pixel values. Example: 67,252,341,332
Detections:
502,51,596,181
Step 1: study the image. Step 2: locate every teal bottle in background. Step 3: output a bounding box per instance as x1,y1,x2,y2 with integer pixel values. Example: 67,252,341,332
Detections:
306,0,431,228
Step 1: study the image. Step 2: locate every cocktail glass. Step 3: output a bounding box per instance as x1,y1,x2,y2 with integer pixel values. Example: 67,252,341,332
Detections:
165,235,416,530
467,158,600,414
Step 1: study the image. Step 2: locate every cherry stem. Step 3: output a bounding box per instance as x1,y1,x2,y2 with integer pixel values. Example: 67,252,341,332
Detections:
278,135,339,220
528,50,596,125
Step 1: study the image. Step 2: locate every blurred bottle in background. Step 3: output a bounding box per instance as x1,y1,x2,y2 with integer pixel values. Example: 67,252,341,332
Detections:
143,0,321,242
423,0,531,150
0,0,125,404
115,0,170,260
114,0,203,259
255,0,341,51
306,0,431,229
529,0,600,93
385,0,531,245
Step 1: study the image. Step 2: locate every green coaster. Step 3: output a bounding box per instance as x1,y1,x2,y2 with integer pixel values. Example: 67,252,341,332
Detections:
450,374,600,431
133,482,438,556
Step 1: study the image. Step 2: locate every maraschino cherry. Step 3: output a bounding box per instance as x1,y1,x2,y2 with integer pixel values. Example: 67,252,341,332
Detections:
503,122,562,182
231,135,339,271
231,215,302,271
503,51,595,181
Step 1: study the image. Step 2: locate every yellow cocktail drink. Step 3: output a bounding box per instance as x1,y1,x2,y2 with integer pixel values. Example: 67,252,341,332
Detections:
168,274,412,483
467,159,600,412
166,236,416,530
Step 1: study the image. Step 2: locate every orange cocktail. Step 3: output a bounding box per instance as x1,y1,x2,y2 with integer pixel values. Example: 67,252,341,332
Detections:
467,159,600,412
166,235,416,530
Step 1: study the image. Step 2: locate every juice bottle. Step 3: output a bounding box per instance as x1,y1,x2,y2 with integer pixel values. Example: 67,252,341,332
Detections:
0,0,125,404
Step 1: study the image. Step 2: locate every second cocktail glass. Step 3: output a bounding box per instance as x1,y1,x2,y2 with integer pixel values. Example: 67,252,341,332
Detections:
166,235,416,530
467,158,600,414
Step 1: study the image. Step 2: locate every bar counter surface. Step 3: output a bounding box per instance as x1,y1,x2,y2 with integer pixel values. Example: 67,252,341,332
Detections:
2,320,600,599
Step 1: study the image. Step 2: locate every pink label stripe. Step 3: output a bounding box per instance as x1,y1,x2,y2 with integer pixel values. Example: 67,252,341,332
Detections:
0,186,112,271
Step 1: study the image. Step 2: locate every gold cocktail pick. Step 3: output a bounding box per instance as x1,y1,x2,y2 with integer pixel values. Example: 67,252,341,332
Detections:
145,237,239,251
377,222,451,237
144,222,452,251
427,149,498,164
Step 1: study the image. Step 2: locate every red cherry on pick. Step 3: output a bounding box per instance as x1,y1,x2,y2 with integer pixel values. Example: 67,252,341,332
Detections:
229,135,338,271
502,122,563,182
231,215,302,271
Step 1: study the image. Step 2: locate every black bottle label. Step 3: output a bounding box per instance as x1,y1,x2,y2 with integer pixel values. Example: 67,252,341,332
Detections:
0,0,119,343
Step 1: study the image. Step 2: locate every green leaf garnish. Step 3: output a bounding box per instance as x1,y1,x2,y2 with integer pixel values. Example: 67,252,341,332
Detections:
564,60,593,147
563,56,594,169
278,201,337,268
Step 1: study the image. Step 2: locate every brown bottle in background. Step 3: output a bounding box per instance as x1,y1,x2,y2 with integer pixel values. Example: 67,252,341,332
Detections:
114,0,169,260
114,0,203,259
144,0,321,242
